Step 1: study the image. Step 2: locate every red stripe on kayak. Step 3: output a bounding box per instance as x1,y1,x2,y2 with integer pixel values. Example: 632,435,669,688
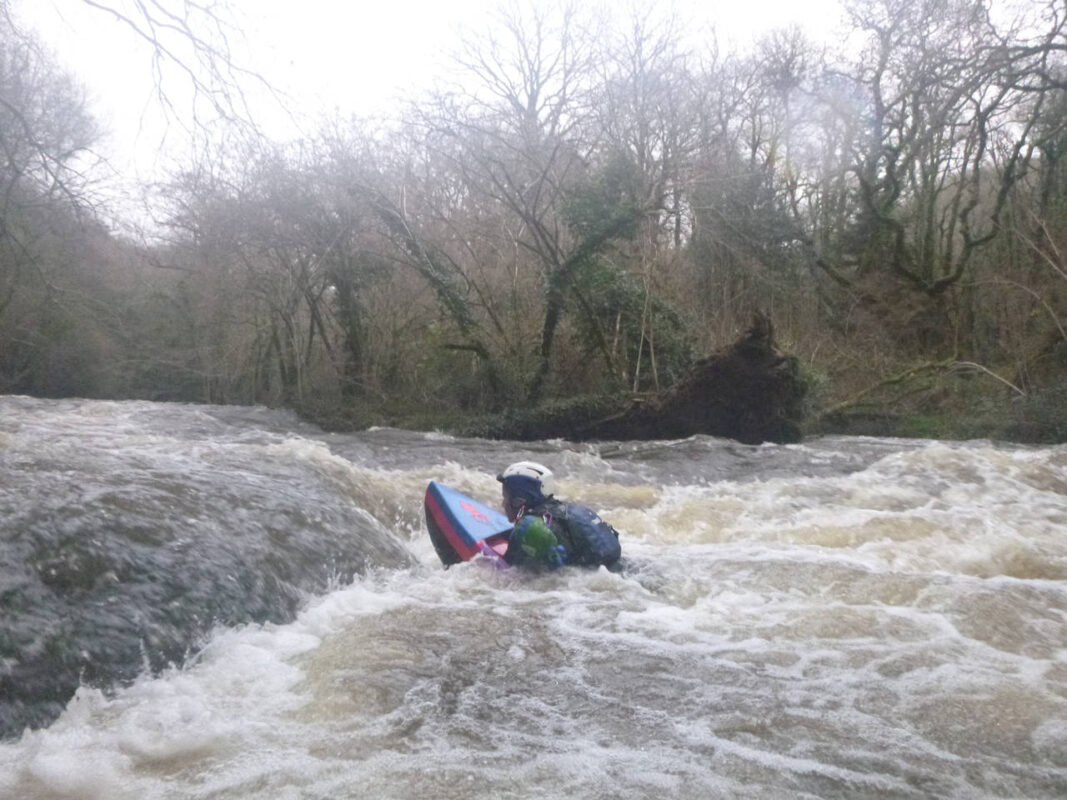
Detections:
426,489,479,560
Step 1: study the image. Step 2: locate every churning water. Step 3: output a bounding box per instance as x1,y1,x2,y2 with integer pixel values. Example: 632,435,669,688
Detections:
1,396,1065,799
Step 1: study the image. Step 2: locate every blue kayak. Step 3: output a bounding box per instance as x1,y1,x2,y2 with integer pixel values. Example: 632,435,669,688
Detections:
424,481,511,566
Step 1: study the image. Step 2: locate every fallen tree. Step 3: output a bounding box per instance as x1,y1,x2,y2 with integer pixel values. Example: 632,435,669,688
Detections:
577,312,807,444
468,313,808,444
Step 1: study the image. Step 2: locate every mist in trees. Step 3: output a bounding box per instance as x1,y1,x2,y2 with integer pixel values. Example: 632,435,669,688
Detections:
2,0,1065,438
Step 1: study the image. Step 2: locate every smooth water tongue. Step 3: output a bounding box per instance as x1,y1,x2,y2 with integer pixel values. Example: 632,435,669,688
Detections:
0,397,1065,799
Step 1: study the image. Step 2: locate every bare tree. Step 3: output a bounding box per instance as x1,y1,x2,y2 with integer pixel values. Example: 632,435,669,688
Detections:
0,10,103,389
410,2,646,401
786,0,1064,355
4,0,267,131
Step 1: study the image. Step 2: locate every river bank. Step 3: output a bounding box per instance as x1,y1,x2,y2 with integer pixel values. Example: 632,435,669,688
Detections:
301,315,1067,446
300,383,1067,447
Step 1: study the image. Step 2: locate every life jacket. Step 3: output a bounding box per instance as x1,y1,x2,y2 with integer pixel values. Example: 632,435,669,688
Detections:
512,498,621,568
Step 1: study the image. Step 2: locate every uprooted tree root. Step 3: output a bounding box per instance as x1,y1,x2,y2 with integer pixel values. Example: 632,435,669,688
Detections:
467,312,809,445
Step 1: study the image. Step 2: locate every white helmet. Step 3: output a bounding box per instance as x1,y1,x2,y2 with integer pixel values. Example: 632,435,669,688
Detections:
496,461,555,500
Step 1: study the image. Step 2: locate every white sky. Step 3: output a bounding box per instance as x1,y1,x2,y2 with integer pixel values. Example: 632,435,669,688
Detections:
12,0,848,188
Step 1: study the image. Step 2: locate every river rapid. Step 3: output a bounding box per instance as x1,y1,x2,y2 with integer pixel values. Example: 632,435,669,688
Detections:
0,396,1065,799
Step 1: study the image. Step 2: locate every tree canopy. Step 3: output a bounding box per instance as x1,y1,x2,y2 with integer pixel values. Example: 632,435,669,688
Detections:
2,0,1065,440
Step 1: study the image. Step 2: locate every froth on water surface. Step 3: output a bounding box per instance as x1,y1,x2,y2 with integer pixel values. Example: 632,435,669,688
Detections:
0,397,1065,798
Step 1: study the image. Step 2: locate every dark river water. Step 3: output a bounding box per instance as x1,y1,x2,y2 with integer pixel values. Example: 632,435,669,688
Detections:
1,396,1065,799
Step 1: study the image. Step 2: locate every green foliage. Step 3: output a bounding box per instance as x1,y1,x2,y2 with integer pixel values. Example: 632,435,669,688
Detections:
813,363,1067,444
569,258,694,392
406,322,520,412
563,153,643,241
792,359,827,417
1000,387,1067,443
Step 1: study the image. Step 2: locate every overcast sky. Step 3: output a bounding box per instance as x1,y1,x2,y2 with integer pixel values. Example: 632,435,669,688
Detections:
12,0,847,186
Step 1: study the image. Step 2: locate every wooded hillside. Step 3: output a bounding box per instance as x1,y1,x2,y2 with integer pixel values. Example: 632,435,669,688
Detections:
2,0,1065,441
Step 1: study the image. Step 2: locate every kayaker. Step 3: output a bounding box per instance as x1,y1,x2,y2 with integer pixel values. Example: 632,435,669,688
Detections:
497,461,621,570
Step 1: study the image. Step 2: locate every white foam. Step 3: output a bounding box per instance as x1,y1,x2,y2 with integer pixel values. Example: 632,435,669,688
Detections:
4,400,1066,798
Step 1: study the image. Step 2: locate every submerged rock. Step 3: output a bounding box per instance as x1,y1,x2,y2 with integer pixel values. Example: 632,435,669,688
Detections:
0,399,415,740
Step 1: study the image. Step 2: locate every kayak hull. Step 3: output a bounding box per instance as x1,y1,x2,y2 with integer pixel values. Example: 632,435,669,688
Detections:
425,481,511,565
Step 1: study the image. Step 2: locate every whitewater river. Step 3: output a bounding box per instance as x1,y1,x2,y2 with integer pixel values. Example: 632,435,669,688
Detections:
1,396,1065,799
